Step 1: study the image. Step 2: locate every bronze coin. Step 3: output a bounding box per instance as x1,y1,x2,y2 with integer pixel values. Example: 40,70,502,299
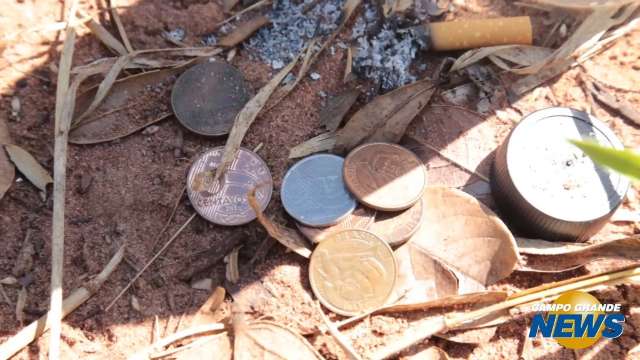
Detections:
370,199,423,247
343,142,427,211
296,207,377,244
171,60,252,136
309,230,396,316
187,146,272,226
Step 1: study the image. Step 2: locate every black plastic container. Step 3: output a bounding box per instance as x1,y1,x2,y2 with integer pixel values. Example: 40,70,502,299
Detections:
492,107,629,242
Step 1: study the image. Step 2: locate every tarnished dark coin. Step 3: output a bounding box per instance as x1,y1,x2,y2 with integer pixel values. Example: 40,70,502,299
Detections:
281,154,356,227
296,207,376,243
171,60,252,136
370,199,423,247
309,229,396,316
187,146,272,226
344,142,426,211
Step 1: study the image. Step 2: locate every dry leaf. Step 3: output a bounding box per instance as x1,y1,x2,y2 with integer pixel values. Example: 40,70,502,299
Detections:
191,278,213,291
16,287,26,325
588,81,640,126
289,132,336,159
224,0,241,12
450,45,553,73
174,334,232,360
248,188,312,258
234,321,323,360
84,17,128,55
516,236,640,273
214,55,299,181
70,112,171,145
379,290,507,314
12,230,35,278
225,246,241,284
411,187,518,286
0,118,15,201
218,16,271,48
131,295,141,312
192,287,226,326
4,145,53,194
334,79,434,153
320,89,359,132
392,242,458,308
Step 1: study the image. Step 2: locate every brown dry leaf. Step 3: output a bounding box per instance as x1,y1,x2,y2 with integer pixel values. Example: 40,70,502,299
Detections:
12,230,35,278
174,334,232,360
218,16,271,48
83,16,128,55
516,236,640,273
289,132,336,159
588,81,640,126
214,55,299,181
392,242,458,308
248,188,312,258
320,89,359,132
379,290,507,314
224,0,241,12
70,112,171,145
192,287,226,326
450,45,553,73
4,145,52,194
225,246,241,284
15,287,26,325
234,321,323,360
0,118,15,200
334,79,435,153
412,187,518,286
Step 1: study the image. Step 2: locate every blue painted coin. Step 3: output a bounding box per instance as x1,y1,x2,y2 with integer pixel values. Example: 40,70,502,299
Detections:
281,154,356,227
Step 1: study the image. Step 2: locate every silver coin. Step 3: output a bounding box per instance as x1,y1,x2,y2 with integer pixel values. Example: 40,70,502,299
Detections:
281,154,356,227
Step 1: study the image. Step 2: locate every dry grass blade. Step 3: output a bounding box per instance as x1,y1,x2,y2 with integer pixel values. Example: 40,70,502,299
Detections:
4,145,53,194
289,132,336,159
234,321,323,360
225,246,241,284
0,245,125,359
79,9,128,55
74,55,131,122
0,118,15,201
372,265,640,359
267,39,318,110
248,188,312,258
49,1,79,357
105,213,196,311
449,45,553,73
516,235,640,272
214,55,299,181
129,323,226,360
109,1,134,53
70,112,171,144
15,287,26,325
218,15,270,48
316,302,362,360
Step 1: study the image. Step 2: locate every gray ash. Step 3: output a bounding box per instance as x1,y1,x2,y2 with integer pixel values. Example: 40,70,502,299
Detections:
246,0,344,69
352,5,427,91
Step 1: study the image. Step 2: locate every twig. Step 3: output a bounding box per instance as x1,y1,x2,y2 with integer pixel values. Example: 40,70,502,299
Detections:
152,315,159,344
108,0,134,53
49,0,79,358
316,302,362,360
214,0,272,29
151,187,186,250
105,213,196,311
149,334,222,359
128,323,226,360
0,245,125,359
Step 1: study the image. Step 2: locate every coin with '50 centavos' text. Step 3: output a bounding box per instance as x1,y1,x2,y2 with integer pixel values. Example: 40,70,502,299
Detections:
309,229,396,316
171,60,252,136
344,142,426,211
187,146,272,226
281,154,356,227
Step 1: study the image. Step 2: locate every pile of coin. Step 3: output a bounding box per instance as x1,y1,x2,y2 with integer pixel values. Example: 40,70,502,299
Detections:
282,142,427,315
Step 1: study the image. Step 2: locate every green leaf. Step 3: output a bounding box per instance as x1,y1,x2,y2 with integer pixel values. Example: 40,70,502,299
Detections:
570,140,640,181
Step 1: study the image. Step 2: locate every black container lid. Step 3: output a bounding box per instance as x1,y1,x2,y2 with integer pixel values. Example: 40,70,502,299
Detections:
492,107,630,242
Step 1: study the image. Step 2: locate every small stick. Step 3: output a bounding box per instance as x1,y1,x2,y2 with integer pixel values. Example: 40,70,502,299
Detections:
214,0,272,29
152,315,159,344
0,245,124,359
49,0,79,358
316,302,362,360
128,323,225,360
151,187,186,250
108,0,134,53
105,213,196,311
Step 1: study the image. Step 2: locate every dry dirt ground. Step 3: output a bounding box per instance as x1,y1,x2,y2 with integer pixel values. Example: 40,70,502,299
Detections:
0,0,639,359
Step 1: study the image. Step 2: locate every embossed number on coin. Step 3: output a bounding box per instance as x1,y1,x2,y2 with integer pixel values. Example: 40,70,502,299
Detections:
309,230,396,316
187,146,272,226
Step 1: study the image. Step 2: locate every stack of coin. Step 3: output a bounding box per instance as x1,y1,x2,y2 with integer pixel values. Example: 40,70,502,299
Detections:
281,142,427,315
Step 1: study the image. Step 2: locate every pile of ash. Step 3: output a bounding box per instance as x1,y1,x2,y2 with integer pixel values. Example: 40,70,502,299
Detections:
246,0,344,69
245,0,427,90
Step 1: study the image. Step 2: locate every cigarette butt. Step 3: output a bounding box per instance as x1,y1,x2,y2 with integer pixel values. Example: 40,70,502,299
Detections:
429,16,532,52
